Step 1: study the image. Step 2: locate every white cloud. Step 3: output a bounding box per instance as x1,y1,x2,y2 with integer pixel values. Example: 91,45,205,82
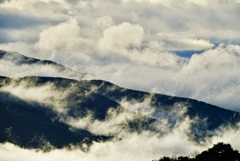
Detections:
95,16,114,30
35,18,81,54
98,22,144,53
120,95,155,116
153,44,240,111
64,108,139,136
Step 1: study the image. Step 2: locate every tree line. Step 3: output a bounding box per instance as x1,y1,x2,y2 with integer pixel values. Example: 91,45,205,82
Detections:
153,142,240,161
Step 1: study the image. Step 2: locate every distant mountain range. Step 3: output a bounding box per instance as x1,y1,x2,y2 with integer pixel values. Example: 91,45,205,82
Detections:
0,75,240,149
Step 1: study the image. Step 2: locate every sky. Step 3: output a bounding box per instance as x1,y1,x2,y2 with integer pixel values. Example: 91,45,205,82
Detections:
1,1,240,160
0,0,240,112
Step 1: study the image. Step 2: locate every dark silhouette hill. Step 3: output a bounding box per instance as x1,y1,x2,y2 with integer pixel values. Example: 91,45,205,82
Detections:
154,142,240,161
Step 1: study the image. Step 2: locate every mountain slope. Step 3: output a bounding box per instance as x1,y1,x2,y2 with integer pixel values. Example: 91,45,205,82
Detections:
90,80,240,132
0,76,240,149
0,91,108,149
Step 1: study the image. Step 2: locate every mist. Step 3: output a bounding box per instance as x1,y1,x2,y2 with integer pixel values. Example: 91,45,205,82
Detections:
1,119,240,161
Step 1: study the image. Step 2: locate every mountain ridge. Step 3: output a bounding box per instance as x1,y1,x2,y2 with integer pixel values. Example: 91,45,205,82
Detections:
0,76,240,149
0,50,86,79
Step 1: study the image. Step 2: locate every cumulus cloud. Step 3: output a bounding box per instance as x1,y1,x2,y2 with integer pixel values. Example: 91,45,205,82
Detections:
95,16,114,30
174,44,240,111
35,18,81,54
98,22,144,53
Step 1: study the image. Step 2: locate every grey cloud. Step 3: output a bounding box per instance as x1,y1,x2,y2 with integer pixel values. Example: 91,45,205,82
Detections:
0,31,10,43
0,10,44,29
65,0,79,5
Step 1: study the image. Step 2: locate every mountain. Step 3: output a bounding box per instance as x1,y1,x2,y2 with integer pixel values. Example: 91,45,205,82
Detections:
0,50,85,79
90,80,240,135
0,76,240,149
0,92,107,150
